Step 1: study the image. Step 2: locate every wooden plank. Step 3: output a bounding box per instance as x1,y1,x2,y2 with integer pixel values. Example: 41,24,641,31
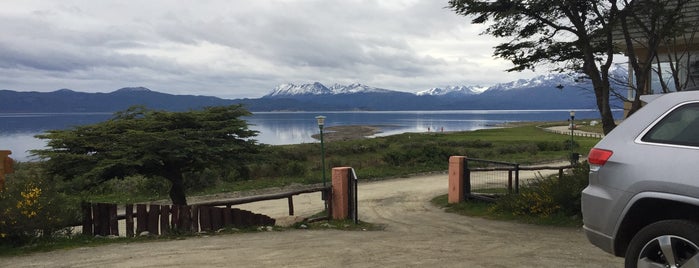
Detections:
81,202,93,236
288,196,294,216
148,204,160,235
136,204,147,235
223,207,232,227
125,204,134,238
92,203,102,236
199,206,211,231
160,205,170,235
180,206,192,232
191,205,200,232
211,207,223,230
170,205,180,230
108,203,119,236
231,208,243,227
190,186,329,207
241,210,254,227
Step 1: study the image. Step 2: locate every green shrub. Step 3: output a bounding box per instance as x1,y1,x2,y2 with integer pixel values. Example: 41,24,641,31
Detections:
0,163,80,247
492,162,589,218
496,143,539,155
536,141,565,151
93,175,170,196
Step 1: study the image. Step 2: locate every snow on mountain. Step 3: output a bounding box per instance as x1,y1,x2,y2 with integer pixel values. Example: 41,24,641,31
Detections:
113,87,152,93
266,65,629,98
264,82,392,97
264,82,332,97
488,73,577,91
416,85,486,96
329,83,392,94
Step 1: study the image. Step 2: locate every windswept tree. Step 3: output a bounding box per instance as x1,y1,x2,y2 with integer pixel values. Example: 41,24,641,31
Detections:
33,105,260,205
448,0,694,134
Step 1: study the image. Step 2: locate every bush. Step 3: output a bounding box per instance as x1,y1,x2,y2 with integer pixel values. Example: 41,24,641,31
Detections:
0,163,80,246
536,141,564,151
495,143,539,155
492,162,589,218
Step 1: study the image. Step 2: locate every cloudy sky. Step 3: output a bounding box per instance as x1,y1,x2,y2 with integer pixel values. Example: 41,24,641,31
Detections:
0,0,543,99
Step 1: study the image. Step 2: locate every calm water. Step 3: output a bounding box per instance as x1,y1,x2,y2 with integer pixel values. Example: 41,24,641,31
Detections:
0,110,619,161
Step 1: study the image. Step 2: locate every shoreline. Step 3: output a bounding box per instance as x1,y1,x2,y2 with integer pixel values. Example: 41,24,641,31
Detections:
310,125,387,142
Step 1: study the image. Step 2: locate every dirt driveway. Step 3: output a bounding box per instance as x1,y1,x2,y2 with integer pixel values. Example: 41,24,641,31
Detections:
1,171,622,267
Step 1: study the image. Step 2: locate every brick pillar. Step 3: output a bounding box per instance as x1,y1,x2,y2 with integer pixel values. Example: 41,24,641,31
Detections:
0,150,12,191
448,156,466,204
331,167,351,220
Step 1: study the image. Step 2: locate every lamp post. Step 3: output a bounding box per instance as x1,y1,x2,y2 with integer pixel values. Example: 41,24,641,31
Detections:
315,116,327,187
569,111,576,164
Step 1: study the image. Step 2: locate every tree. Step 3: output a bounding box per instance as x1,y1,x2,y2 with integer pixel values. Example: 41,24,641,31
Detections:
448,0,693,134
616,0,696,114
33,105,260,205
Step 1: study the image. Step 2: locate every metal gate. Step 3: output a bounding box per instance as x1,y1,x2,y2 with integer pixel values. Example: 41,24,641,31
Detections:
464,158,519,201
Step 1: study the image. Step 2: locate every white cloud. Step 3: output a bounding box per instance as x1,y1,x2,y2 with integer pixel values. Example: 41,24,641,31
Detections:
0,0,541,98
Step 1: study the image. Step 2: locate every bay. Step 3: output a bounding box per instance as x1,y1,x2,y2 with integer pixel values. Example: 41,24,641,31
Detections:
0,109,620,162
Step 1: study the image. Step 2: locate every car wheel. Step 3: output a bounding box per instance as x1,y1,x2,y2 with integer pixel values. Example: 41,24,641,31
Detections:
625,220,699,268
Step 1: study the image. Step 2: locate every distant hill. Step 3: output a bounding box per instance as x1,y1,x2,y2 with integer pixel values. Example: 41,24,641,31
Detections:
0,87,232,113
1,72,625,113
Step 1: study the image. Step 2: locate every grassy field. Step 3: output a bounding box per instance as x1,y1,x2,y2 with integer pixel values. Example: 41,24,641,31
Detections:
75,123,603,203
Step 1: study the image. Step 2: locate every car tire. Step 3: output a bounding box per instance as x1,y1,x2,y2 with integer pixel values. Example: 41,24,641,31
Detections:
624,220,699,268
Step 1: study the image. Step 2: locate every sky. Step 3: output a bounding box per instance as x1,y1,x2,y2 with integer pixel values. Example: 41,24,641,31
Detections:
0,0,544,99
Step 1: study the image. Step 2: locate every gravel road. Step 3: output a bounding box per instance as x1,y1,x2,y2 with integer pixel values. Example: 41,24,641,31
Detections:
1,171,622,267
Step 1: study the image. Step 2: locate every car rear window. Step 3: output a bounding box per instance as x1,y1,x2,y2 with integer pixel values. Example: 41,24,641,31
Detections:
642,102,699,147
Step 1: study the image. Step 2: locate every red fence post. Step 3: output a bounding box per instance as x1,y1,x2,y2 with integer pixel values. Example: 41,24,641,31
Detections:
331,167,351,220
448,156,466,203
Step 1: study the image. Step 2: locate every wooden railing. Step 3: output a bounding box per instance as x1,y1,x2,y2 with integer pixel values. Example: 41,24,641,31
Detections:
81,186,331,237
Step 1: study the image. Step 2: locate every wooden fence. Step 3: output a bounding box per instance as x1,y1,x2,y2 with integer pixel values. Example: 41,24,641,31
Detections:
82,203,276,237
82,186,331,237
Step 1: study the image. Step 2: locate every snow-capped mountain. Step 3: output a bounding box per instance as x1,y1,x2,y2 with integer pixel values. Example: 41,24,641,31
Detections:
264,82,392,98
416,85,486,96
329,83,393,94
487,73,578,92
265,82,332,97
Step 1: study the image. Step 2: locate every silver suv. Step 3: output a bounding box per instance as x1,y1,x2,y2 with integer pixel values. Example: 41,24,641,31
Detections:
582,90,699,267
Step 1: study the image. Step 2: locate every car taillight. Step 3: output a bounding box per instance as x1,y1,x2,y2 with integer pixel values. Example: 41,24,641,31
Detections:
588,148,613,166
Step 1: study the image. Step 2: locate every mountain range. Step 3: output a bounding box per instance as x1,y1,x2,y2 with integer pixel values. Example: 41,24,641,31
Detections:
0,71,625,113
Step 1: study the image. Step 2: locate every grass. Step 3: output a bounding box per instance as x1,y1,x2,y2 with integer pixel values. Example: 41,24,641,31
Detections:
76,123,603,204
431,194,582,228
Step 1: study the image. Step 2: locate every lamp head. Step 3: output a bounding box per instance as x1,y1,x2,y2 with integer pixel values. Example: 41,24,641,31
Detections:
570,111,575,117
315,115,326,128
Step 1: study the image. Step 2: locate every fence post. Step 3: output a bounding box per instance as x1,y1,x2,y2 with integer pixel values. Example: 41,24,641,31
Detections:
331,167,351,220
125,204,134,237
514,164,520,194
81,202,93,236
108,203,118,236
448,156,466,203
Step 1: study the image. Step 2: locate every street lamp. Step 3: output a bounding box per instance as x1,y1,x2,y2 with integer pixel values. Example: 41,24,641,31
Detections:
315,116,327,187
569,111,577,164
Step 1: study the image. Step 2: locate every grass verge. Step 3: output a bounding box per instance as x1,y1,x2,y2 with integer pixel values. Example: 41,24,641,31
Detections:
431,194,582,228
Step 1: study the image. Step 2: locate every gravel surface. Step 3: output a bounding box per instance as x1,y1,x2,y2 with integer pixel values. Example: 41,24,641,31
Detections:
1,171,622,268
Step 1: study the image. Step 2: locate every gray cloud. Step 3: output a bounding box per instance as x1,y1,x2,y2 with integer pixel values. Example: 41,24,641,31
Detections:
0,0,541,98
